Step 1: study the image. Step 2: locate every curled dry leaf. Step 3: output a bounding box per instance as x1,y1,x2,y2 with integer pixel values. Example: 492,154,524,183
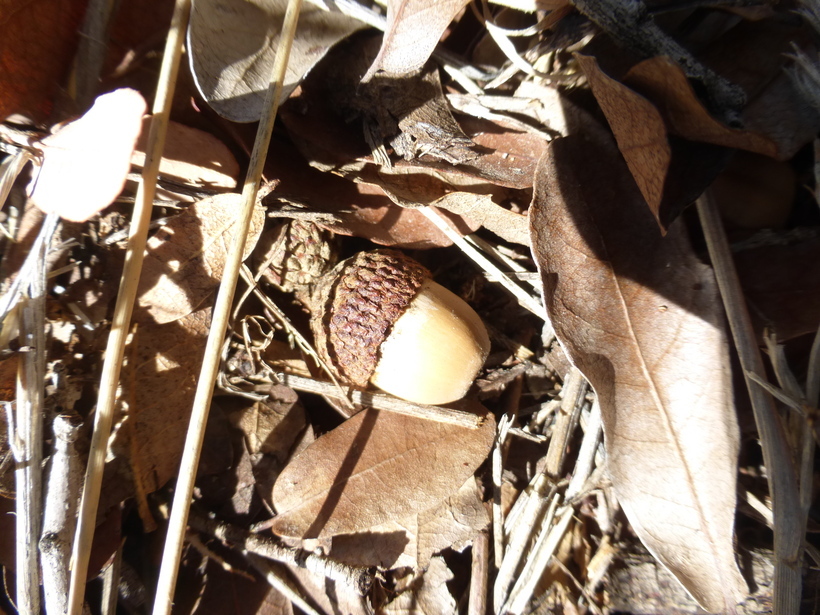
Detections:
432,193,529,246
622,57,777,157
362,0,470,81
529,134,745,612
271,405,496,539
188,0,365,122
262,134,477,248
136,193,265,324
575,54,670,224
576,55,735,232
30,88,147,222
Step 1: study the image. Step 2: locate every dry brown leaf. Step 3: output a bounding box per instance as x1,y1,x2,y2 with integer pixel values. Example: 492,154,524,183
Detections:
260,134,476,248
575,54,670,222
229,385,305,461
432,193,529,246
529,134,745,612
415,475,489,567
330,522,415,569
576,54,731,232
188,0,365,122
363,0,470,80
329,476,488,569
381,556,457,615
136,193,265,324
0,0,85,122
623,57,777,157
131,119,239,202
271,405,496,538
31,89,147,222
107,307,211,502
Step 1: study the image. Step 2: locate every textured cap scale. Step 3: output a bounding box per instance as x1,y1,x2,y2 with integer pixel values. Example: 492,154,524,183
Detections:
311,250,429,386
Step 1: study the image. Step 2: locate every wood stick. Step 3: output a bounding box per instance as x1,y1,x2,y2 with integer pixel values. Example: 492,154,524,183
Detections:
13,213,57,615
40,414,83,615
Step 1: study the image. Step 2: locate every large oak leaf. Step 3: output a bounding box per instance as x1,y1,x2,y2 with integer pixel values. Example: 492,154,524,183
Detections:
529,134,746,612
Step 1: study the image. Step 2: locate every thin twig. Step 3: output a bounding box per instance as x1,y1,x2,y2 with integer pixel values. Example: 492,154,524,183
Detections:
420,206,546,320
244,553,325,615
188,510,374,596
66,2,191,612
468,529,490,615
505,501,574,613
152,2,304,613
40,413,83,615
13,213,56,615
569,0,745,121
265,372,485,428
696,191,802,615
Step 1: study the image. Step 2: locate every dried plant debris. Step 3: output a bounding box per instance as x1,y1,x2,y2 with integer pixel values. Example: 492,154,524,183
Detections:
0,0,817,613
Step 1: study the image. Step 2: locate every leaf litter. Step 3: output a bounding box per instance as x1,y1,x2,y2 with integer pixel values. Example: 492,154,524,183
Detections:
0,0,818,613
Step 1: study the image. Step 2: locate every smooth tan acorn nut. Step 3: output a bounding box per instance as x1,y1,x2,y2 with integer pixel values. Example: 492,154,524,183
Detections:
310,250,490,405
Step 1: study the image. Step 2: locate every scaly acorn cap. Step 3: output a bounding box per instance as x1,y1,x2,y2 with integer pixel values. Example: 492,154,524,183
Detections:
310,249,490,405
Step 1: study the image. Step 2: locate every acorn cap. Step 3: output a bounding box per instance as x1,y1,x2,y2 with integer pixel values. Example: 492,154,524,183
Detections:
310,249,490,405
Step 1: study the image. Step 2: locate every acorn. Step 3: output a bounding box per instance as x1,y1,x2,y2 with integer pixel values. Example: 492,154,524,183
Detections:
309,250,490,405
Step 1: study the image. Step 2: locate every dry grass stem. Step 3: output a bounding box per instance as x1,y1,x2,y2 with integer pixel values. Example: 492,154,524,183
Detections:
420,206,546,319
696,190,802,615
152,2,304,612
492,413,514,572
505,500,574,613
545,368,586,477
100,543,123,615
495,474,555,609
66,1,192,612
566,399,602,500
